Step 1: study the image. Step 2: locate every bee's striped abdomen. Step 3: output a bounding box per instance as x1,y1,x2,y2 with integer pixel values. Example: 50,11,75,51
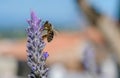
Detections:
47,31,54,42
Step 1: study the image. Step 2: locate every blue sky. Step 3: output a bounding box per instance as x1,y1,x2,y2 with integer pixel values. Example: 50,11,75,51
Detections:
0,0,80,28
0,0,118,28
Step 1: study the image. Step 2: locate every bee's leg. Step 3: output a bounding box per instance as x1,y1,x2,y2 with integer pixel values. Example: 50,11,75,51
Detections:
42,34,48,40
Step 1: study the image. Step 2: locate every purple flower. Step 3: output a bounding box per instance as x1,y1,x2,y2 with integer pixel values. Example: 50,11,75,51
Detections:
26,11,49,78
43,52,49,59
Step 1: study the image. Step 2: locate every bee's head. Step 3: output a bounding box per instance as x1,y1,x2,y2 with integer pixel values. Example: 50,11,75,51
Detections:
44,21,48,25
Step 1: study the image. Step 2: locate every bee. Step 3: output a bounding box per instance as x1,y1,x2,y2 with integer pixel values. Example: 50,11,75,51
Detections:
42,21,55,42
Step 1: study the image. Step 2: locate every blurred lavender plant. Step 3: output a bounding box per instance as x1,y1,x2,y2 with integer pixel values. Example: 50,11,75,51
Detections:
26,11,49,78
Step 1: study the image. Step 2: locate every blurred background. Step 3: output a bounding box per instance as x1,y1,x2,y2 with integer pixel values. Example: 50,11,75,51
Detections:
0,0,120,78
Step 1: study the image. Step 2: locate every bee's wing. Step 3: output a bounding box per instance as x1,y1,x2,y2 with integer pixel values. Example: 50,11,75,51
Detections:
54,29,59,36
52,25,60,36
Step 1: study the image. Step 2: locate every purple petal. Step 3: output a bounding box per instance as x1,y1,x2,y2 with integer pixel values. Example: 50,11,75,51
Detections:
32,65,36,71
27,19,31,26
31,11,38,22
43,52,49,59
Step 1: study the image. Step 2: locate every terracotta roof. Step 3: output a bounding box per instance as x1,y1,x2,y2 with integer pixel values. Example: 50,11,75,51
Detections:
0,32,84,62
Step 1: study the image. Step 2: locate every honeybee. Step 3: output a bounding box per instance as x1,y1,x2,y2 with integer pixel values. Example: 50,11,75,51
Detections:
42,21,55,42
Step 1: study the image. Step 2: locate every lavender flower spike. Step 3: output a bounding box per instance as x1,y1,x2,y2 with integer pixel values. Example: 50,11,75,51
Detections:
26,11,49,78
